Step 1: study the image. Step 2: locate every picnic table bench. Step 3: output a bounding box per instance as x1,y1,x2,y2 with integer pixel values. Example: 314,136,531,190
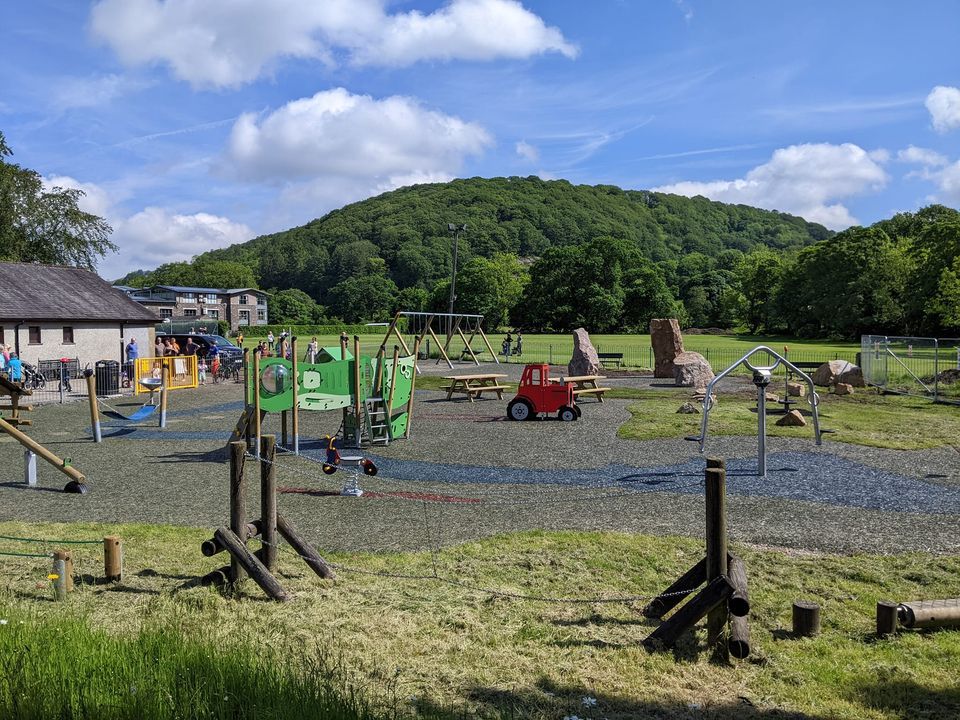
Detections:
549,374,611,402
441,373,510,402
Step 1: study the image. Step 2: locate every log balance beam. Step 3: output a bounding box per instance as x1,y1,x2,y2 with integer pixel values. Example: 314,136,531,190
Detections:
642,457,752,660
0,416,87,493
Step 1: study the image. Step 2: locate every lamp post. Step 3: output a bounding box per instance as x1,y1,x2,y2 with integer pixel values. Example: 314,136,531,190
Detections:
447,222,466,319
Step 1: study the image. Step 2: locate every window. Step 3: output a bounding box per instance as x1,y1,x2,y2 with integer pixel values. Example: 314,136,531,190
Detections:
208,309,219,319
184,309,197,317
239,310,250,325
205,293,218,303
29,326,42,344
181,292,196,301
239,294,248,305
257,309,266,321
62,326,74,344
159,308,173,319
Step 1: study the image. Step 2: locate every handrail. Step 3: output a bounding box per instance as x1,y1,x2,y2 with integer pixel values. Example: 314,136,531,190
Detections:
686,346,822,476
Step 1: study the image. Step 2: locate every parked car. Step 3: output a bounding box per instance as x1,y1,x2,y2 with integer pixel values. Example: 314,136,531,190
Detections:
155,333,243,363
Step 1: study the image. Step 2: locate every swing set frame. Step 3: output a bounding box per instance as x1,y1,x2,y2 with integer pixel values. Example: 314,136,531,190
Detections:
379,311,499,371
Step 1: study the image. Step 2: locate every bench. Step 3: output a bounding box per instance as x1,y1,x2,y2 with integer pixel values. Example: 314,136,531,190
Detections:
597,352,624,368
550,374,610,402
441,374,511,402
573,386,612,402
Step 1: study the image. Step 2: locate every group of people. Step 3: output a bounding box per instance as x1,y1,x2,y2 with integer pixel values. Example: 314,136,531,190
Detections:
501,332,523,360
0,344,22,382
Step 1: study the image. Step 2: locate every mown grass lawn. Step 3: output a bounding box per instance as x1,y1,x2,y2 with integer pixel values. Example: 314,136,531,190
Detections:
2,521,959,719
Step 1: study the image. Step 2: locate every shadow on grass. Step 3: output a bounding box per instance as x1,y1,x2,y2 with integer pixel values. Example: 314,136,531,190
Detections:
151,448,227,464
415,678,831,720
854,679,960,719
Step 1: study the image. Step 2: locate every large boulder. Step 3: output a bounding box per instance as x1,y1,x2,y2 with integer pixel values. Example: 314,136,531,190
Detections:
568,328,602,376
812,360,865,387
776,409,807,427
650,318,684,378
673,351,714,389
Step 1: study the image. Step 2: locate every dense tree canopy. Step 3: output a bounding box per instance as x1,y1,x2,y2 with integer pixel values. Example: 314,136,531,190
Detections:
0,132,114,269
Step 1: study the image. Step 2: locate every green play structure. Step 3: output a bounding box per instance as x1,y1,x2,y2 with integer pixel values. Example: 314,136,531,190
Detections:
243,337,418,452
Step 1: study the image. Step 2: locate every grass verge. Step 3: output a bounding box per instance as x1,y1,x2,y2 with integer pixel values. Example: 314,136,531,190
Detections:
2,520,959,719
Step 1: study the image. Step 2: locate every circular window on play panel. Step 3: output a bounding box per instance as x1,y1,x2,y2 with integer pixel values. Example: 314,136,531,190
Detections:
260,364,288,397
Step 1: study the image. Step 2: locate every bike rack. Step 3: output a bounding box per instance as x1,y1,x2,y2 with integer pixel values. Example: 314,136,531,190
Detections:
685,346,822,477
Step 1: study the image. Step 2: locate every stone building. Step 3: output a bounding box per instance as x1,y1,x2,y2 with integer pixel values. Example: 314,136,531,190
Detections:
117,285,269,332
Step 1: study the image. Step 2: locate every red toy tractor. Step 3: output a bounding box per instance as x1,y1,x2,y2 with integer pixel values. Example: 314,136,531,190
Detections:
507,364,580,421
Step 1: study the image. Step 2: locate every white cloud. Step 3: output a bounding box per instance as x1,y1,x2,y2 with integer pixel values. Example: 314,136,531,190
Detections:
52,73,146,110
42,175,251,279
938,161,960,204
926,86,960,133
90,0,575,88
223,88,491,184
897,145,948,167
515,140,539,163
653,143,889,230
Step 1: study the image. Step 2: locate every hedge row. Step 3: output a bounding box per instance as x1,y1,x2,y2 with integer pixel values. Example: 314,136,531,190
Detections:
233,324,389,338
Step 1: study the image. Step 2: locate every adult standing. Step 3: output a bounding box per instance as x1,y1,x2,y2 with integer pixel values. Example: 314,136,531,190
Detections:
155,337,165,357
267,331,275,349
502,333,512,362
125,337,139,385
514,332,523,357
184,336,199,357
306,336,319,363
7,353,22,383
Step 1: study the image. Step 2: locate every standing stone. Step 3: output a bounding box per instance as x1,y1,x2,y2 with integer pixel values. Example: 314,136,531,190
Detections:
776,410,807,427
673,351,714,388
786,382,807,397
568,328,602,376
812,360,865,387
834,382,854,396
650,318,684,378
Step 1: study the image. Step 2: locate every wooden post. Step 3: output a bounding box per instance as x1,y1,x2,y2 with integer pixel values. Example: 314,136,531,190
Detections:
291,338,300,455
876,600,899,636
201,520,261,557
792,600,820,637
729,615,751,659
353,335,362,448
705,465,729,658
427,324,453,369
281,411,288,448
52,557,68,601
644,575,735,650
706,456,725,470
85,372,101,443
53,549,73,593
477,323,498,364
229,440,247,585
259,435,277,572
159,363,168,428
642,558,706,619
727,554,750,617
385,346,400,440
213,527,290,601
252,350,262,459
276,513,335,579
405,336,421,439
103,535,122,582
242,348,251,449
374,346,386,398
0,417,86,486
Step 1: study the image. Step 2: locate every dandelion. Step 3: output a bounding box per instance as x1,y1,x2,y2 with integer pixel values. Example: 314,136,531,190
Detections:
48,573,59,581
581,696,598,707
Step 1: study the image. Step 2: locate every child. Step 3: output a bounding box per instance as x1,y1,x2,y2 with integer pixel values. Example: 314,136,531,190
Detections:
198,358,207,384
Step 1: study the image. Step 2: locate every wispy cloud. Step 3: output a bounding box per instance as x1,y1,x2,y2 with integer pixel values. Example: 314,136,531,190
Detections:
112,118,238,148
762,95,921,119
634,143,763,162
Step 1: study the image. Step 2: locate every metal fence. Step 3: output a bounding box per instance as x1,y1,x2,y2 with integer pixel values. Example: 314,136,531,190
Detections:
13,358,136,405
861,335,960,404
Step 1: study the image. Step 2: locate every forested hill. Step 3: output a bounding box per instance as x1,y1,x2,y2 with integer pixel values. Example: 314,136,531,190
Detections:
120,176,832,331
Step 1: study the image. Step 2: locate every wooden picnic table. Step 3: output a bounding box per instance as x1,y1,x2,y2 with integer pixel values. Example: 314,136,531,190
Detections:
441,373,511,402
549,374,612,402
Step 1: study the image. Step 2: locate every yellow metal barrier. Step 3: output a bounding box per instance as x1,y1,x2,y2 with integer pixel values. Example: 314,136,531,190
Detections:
134,356,198,394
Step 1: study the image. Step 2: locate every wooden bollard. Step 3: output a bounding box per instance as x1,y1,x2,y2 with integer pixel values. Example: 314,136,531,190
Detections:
792,600,820,637
213,527,290,601
727,554,750,618
260,435,278,572
277,513,335,579
876,600,899,636
704,465,728,658
103,536,122,582
729,614,751,659
53,549,74,593
201,521,261,557
644,575,734,650
52,557,68,601
229,440,247,585
642,558,706,619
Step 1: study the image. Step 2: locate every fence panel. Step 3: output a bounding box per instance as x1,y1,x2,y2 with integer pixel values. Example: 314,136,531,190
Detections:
860,335,960,404
134,356,198,394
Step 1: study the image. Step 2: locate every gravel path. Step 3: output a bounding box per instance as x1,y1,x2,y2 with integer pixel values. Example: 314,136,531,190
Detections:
2,380,958,555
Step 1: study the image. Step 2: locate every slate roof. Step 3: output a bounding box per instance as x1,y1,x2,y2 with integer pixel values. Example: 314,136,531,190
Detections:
0,262,159,323
149,285,265,295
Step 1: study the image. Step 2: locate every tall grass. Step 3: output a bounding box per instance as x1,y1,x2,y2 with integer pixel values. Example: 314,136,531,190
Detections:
0,605,447,720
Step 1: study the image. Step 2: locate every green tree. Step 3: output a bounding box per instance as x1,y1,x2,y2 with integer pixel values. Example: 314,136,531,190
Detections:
448,253,528,329
0,131,115,269
269,288,324,324
193,260,257,289
736,249,787,333
328,275,398,323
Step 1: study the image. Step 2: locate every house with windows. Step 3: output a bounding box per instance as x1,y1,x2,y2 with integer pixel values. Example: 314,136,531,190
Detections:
116,286,269,331
0,262,158,367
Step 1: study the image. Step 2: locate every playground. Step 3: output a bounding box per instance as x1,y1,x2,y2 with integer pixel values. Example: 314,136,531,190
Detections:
2,335,959,719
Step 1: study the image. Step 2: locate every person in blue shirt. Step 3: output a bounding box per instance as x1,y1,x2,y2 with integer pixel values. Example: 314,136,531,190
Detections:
7,353,23,383
126,338,139,362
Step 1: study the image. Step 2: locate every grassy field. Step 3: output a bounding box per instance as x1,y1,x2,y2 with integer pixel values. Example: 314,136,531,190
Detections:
2,521,959,719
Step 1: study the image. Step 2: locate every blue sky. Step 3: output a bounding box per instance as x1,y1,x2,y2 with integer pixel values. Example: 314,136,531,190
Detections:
3,0,960,279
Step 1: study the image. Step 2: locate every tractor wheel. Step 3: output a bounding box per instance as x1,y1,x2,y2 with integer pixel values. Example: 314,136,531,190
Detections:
573,404,582,418
322,463,337,475
507,399,533,421
362,459,378,476
558,406,577,422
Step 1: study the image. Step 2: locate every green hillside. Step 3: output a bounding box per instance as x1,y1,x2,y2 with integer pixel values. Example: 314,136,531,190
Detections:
119,176,831,330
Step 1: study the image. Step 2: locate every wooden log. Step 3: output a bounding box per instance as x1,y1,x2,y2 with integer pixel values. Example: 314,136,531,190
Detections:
404,336,421,439
213,527,290,601
200,564,232,586
229,440,247,584
276,512,335,579
792,600,820,637
291,338,299,455
727,553,750,618
103,535,122,582
85,372,101,443
53,549,73,593
201,520,261,557
280,411,288,448
385,346,400,440
259,435,278,572
642,557,706,619
729,614,751,659
0,417,86,484
706,456,726,470
252,351,262,458
898,599,960,629
52,558,68,601
705,466,729,657
644,575,735,651
876,600,899,636
242,348,252,449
